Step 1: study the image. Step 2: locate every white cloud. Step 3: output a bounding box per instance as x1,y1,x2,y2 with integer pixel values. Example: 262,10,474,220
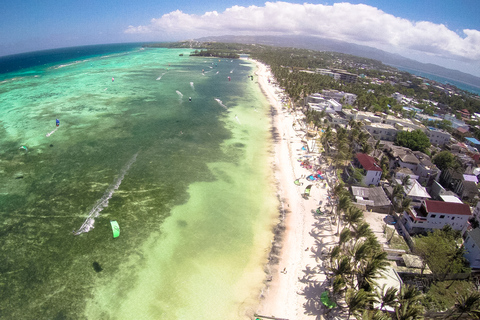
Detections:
124,1,480,61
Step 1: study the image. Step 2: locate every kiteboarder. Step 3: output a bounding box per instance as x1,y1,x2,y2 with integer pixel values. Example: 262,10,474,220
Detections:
56,119,60,127
112,77,114,82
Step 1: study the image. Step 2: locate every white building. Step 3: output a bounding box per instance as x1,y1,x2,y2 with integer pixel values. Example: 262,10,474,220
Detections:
425,127,451,146
404,179,431,207
321,90,357,105
402,200,472,234
363,122,398,141
464,228,480,269
355,153,383,186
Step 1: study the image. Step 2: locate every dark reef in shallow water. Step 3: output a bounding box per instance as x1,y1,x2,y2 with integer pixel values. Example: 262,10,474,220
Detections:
92,261,103,272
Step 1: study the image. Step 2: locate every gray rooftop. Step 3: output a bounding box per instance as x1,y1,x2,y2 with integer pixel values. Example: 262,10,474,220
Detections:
351,186,392,207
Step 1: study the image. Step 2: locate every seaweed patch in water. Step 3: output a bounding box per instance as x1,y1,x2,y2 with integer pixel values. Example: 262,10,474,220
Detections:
92,261,103,272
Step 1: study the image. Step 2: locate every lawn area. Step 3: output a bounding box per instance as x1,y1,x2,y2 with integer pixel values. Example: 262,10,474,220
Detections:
384,224,410,252
424,280,477,311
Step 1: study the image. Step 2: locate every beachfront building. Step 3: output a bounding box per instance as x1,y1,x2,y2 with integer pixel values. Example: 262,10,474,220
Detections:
392,92,406,104
382,115,424,131
363,122,398,141
465,137,480,151
315,68,341,80
333,69,358,83
327,112,348,127
441,169,480,202
353,153,383,186
412,151,441,187
351,186,392,213
402,200,472,234
425,127,451,146
386,145,419,172
464,228,480,269
404,179,431,207
321,89,357,105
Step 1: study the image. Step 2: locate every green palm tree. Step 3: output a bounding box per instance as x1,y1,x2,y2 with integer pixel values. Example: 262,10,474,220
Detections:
345,288,377,320
349,241,370,267
401,175,412,188
399,197,412,213
344,206,364,230
362,309,392,320
395,284,424,320
450,292,480,320
339,228,352,246
330,256,352,281
356,251,389,291
332,274,347,297
362,142,373,155
329,245,342,262
377,284,398,312
395,300,424,320
354,222,374,242
336,193,352,235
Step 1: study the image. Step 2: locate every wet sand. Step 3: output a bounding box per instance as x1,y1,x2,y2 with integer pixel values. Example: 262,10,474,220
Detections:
253,60,338,320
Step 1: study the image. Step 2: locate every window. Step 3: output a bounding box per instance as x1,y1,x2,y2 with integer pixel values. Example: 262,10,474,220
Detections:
452,217,455,220
431,214,436,218
440,215,445,219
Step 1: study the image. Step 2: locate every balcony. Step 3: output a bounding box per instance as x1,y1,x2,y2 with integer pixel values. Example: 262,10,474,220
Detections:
405,206,428,222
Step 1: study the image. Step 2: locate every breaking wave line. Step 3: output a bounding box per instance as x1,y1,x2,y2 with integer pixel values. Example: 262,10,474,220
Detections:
214,98,228,110
176,90,183,98
73,152,138,235
46,127,59,137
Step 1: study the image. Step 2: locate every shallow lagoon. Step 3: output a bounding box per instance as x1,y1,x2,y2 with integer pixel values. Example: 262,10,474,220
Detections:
0,46,277,319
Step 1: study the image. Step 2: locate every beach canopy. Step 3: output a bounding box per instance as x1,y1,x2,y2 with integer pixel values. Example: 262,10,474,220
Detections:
320,291,337,309
110,220,120,238
294,179,300,185
304,184,313,195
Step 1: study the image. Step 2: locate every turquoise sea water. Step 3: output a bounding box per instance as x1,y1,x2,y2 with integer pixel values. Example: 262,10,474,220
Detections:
0,45,277,319
390,65,480,96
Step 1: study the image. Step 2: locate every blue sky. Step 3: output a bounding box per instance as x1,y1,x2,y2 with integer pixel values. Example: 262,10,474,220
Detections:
1,1,480,76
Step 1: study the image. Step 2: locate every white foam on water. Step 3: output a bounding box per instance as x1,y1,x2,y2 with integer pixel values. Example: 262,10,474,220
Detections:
176,90,183,98
73,152,138,235
216,71,219,74
235,115,241,124
214,98,228,110
46,127,59,137
190,82,194,90
156,73,166,80
230,69,234,73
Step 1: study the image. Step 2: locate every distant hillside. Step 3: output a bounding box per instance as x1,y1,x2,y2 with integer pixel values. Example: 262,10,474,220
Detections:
196,35,480,88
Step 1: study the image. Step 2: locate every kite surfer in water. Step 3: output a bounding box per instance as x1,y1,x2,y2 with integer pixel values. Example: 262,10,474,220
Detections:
56,119,60,127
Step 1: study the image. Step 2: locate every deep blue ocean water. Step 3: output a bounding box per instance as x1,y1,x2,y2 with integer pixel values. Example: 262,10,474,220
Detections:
0,43,142,79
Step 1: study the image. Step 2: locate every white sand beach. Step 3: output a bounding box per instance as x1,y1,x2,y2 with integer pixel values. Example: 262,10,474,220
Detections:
253,60,339,320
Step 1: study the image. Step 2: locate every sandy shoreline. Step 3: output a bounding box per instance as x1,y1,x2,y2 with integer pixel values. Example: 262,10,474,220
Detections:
252,60,338,320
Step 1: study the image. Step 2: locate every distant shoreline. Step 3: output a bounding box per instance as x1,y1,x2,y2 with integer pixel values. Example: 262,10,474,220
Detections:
388,64,480,95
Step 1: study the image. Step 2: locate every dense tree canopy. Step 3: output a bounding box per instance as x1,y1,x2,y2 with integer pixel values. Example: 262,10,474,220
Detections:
395,130,431,153
414,226,470,281
432,150,461,171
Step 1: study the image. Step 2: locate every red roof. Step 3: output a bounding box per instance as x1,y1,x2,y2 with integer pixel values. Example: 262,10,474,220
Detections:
356,153,382,171
424,200,471,216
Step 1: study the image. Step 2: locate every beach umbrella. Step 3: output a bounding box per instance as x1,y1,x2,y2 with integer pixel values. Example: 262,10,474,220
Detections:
304,184,313,197
320,291,337,309
294,179,300,185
